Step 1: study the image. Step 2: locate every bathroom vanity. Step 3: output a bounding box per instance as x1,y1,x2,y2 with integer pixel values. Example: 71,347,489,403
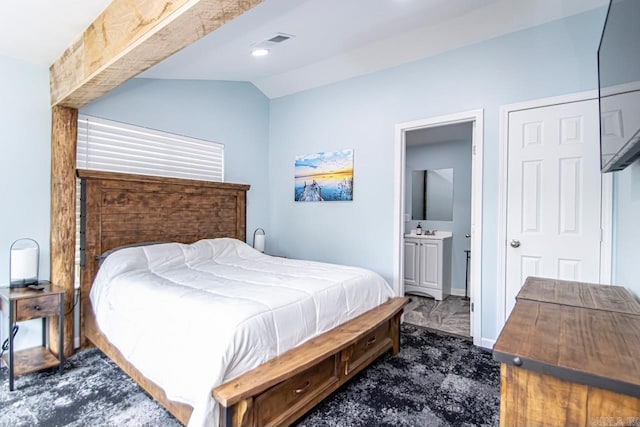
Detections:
404,232,452,300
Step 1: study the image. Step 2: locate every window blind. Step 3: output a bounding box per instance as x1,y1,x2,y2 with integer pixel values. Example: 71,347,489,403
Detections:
75,115,224,288
76,115,224,181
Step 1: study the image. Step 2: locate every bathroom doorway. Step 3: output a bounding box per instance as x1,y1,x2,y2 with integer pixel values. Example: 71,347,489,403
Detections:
404,123,472,338
392,110,483,345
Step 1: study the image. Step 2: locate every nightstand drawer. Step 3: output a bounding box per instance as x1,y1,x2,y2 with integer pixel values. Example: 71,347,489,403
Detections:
16,295,60,321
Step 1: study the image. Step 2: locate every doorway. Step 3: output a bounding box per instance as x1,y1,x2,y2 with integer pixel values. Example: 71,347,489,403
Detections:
393,109,484,346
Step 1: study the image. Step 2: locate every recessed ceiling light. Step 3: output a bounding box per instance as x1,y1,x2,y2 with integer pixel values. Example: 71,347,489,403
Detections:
251,48,270,57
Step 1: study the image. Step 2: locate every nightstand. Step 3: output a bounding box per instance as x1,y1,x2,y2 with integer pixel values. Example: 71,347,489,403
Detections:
0,282,64,391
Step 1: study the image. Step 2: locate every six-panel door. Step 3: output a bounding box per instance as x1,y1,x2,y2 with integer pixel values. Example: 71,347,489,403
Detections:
505,99,602,318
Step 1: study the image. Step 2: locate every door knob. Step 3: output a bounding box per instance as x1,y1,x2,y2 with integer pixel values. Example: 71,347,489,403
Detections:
510,239,521,248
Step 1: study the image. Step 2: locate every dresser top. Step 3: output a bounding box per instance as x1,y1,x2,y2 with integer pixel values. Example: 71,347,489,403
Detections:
494,277,640,398
517,276,640,315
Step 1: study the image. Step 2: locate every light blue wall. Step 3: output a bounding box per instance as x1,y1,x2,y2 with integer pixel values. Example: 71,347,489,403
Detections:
0,55,52,348
80,78,271,244
405,140,472,294
613,158,640,298
268,7,608,342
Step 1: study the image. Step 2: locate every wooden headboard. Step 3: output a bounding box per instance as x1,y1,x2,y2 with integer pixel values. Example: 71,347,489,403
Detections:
77,169,250,347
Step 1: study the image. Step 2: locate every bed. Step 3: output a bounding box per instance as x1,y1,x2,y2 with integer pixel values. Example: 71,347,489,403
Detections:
78,169,408,427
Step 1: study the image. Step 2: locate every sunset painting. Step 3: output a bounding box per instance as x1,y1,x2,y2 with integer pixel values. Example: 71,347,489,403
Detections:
294,149,354,202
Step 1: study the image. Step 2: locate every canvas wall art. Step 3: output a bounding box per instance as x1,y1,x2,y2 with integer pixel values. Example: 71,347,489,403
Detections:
294,149,354,202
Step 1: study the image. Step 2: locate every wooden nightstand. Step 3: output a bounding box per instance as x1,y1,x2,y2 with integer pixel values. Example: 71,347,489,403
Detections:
0,282,64,391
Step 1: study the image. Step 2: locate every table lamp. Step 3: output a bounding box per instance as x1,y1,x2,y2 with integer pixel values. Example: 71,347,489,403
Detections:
9,238,39,288
253,228,266,253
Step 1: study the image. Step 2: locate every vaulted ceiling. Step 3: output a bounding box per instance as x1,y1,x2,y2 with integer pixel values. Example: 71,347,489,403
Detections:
1,0,607,98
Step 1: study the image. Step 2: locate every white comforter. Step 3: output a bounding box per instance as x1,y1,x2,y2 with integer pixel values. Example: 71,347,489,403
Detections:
90,238,394,427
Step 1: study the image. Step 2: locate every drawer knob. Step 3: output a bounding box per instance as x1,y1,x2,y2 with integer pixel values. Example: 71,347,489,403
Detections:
34,305,42,311
294,380,311,395
366,336,377,347
513,356,523,367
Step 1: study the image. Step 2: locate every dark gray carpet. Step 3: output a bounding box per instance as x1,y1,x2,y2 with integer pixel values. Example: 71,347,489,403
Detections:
0,325,499,426
0,348,180,427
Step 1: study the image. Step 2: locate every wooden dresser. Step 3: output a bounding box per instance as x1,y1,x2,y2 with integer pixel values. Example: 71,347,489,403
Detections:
494,277,640,427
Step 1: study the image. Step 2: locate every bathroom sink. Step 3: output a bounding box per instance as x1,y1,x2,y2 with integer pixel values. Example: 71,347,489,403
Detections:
404,231,452,240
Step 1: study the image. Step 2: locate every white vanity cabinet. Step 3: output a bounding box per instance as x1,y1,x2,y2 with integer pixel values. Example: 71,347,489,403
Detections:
404,232,452,300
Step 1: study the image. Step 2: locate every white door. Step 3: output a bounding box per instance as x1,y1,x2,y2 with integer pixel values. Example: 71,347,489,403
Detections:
505,99,602,316
404,240,418,286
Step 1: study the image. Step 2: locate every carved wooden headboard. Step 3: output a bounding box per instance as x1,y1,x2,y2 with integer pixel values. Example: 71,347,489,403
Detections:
77,169,250,346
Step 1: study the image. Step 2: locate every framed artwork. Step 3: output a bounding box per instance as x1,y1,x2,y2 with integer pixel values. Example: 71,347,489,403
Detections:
294,149,354,202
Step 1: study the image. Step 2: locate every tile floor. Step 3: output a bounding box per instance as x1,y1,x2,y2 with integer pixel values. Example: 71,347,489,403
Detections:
403,294,471,338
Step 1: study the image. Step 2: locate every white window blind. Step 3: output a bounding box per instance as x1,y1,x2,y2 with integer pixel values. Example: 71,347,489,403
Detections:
75,115,224,288
76,115,224,181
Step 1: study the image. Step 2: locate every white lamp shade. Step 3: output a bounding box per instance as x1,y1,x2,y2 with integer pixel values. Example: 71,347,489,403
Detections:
11,246,38,283
254,234,266,253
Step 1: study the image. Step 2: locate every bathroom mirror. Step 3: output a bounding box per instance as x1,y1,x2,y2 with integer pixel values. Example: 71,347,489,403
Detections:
411,168,454,221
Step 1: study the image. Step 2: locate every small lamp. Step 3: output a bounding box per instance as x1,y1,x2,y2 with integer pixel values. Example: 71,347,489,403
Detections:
253,228,266,253
10,238,40,288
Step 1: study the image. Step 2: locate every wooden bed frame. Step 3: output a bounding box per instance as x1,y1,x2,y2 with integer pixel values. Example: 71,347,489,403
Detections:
78,169,408,427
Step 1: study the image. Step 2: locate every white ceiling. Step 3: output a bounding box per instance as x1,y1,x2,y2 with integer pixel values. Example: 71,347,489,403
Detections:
1,0,607,99
0,0,112,67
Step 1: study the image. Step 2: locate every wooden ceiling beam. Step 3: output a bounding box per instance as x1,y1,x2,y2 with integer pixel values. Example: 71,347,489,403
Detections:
49,0,263,108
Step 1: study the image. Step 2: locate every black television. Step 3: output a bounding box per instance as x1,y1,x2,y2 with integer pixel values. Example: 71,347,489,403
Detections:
598,0,640,173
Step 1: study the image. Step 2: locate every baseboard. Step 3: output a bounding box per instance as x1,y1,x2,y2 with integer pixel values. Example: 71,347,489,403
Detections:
479,337,495,349
450,289,467,297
